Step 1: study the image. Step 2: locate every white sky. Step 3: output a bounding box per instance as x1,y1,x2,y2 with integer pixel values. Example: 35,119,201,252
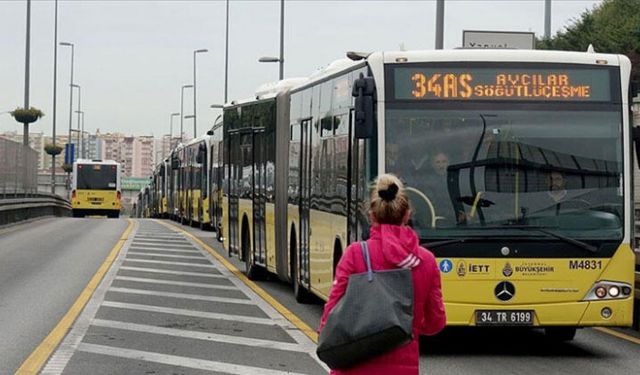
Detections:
0,0,601,137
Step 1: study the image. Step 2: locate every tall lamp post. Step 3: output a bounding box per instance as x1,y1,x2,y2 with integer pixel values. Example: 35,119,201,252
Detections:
59,41,74,156
75,110,85,158
168,112,180,156
22,0,32,147
71,83,81,159
224,0,230,103
51,0,59,194
193,48,208,138
258,0,284,80
180,84,193,143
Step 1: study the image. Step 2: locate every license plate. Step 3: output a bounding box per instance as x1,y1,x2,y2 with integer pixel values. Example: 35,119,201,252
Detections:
475,310,534,326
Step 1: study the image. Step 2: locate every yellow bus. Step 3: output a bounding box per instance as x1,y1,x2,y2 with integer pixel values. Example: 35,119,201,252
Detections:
71,159,121,218
219,49,637,340
177,136,214,230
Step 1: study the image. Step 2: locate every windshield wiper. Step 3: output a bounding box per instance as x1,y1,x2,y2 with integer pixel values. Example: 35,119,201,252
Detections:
489,224,598,253
421,239,466,249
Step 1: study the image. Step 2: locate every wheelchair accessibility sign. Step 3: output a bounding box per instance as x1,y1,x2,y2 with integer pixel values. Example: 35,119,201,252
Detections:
439,259,453,273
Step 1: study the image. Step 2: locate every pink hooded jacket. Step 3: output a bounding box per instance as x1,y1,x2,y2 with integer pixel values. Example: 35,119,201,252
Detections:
318,224,446,375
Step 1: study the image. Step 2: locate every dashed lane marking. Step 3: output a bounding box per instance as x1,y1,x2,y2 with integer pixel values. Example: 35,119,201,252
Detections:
100,300,275,325
77,343,309,375
124,258,217,268
16,219,135,375
91,319,308,352
127,247,202,254
108,287,253,304
114,276,236,289
157,220,320,344
126,251,206,259
119,266,227,278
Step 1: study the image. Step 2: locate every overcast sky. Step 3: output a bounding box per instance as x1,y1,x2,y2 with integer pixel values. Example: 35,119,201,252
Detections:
0,0,601,137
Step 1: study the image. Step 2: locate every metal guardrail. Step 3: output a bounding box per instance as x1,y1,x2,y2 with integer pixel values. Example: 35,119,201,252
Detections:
0,192,71,226
0,137,38,196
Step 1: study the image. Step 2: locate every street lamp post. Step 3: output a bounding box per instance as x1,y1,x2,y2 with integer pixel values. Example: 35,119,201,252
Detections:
224,0,230,103
59,41,74,158
193,48,208,138
180,84,193,143
257,0,284,80
51,0,59,194
71,84,81,159
168,112,180,156
22,0,32,147
75,110,85,158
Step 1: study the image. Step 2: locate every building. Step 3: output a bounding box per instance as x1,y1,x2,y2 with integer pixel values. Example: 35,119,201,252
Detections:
100,133,155,178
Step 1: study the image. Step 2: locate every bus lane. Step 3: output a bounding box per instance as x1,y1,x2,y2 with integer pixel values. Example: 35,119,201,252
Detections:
38,220,327,375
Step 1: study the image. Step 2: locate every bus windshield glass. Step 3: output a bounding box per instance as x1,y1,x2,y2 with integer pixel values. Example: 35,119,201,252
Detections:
384,108,623,241
77,164,118,190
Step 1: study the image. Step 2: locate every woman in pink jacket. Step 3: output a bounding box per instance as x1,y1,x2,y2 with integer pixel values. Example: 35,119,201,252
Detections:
318,174,446,374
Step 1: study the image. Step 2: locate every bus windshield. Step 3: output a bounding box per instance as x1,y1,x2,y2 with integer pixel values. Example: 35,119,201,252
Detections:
385,108,623,241
77,164,118,190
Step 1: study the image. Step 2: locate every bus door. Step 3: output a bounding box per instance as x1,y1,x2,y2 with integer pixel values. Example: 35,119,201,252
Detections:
299,119,312,287
228,131,241,256
347,109,367,243
253,128,266,265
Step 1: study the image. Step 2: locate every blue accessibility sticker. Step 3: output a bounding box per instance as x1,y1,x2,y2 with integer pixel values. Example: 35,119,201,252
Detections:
439,259,453,273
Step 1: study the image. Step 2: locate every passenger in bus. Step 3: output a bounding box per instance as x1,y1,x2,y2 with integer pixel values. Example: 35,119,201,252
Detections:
318,174,446,375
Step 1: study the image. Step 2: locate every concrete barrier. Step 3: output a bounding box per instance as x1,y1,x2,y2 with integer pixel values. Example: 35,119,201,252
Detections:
0,193,71,227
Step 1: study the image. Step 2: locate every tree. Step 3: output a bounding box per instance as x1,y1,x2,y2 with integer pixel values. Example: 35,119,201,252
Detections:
537,0,640,82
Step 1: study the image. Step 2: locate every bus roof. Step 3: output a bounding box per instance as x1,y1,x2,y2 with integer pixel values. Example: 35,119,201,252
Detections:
74,159,119,166
377,48,627,66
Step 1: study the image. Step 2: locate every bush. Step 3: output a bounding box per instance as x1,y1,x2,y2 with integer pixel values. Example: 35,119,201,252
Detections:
61,163,73,173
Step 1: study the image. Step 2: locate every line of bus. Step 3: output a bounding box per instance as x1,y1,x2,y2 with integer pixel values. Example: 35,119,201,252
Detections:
139,48,640,337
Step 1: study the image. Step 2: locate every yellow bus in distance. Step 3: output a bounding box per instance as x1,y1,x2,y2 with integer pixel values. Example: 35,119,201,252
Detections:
71,159,121,218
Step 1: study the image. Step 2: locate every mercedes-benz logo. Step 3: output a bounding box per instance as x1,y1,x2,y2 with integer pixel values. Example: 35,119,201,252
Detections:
494,281,515,302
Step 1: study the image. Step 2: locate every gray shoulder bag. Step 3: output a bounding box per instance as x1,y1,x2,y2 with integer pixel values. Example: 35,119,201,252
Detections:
316,241,414,370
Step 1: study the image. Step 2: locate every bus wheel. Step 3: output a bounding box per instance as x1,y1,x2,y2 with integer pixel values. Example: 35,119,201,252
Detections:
242,223,262,280
544,327,577,341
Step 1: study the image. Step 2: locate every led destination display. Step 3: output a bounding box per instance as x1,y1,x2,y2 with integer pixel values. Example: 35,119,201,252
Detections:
393,66,613,102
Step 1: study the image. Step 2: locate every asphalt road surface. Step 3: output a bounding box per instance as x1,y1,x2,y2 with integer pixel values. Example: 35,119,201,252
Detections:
2,217,639,374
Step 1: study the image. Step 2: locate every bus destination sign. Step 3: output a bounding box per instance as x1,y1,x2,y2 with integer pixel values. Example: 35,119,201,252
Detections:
393,67,612,102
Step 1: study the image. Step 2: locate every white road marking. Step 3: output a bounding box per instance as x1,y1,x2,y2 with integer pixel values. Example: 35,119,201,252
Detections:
77,343,309,375
108,287,252,305
114,276,235,289
101,301,275,325
91,319,305,352
119,266,225,278
127,251,206,259
128,246,201,253
123,259,218,268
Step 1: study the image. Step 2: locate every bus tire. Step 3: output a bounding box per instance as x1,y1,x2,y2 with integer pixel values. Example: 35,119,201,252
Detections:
242,220,262,280
544,327,577,341
291,229,312,304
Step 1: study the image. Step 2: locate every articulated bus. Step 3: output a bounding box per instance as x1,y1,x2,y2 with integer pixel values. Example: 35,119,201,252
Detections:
217,49,637,339
71,159,121,218
151,159,169,218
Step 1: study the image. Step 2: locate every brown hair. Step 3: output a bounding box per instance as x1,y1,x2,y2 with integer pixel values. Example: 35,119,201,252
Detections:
369,174,410,225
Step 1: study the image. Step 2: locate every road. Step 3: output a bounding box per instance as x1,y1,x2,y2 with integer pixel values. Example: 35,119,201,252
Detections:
0,218,127,374
1,217,639,374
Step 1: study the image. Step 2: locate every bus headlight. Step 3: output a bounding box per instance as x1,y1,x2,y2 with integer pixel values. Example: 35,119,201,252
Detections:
583,281,632,301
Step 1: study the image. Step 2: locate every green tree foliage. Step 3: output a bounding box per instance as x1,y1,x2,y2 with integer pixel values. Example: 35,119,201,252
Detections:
537,0,640,81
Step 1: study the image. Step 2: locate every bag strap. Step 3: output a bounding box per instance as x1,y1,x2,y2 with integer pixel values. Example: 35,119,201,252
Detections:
360,241,374,282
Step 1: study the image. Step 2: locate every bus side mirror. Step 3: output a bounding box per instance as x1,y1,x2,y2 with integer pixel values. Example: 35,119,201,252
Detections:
352,73,375,139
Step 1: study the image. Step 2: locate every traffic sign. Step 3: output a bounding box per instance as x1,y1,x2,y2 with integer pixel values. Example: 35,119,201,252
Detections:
64,143,75,165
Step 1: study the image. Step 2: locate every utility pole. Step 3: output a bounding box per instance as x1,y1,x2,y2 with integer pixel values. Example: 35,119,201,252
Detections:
435,0,444,50
544,0,552,39
23,0,31,147
224,0,230,103
278,0,284,80
51,0,58,194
